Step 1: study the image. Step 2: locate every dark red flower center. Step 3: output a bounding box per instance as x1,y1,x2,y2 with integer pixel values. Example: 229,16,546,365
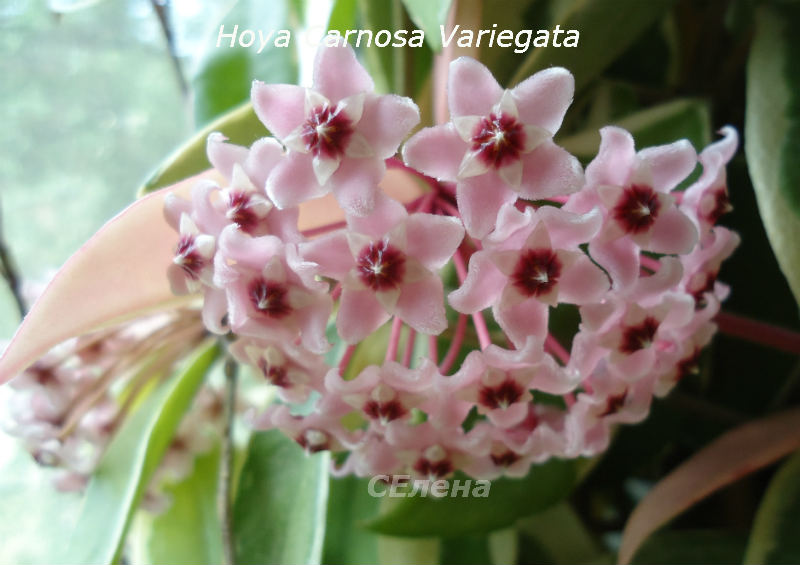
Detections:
676,349,702,382
470,112,525,168
364,399,407,422
707,187,732,225
356,241,406,291
413,457,453,479
175,235,204,279
491,450,521,467
511,248,562,297
227,191,260,233
296,429,329,453
600,391,628,417
479,378,525,410
613,184,661,234
620,316,660,354
258,358,289,387
248,278,291,319
301,104,354,159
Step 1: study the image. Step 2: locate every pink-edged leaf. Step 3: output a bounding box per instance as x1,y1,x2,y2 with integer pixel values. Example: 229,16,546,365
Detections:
0,166,424,384
0,173,216,384
618,407,800,565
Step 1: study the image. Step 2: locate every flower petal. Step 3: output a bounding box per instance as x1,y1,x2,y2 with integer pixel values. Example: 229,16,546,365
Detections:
266,153,327,209
519,140,584,200
511,67,574,134
313,44,374,103
494,292,549,347
648,207,699,255
206,133,249,181
449,250,505,313
404,214,464,271
359,94,420,158
457,173,517,239
396,276,447,335
638,139,698,192
329,157,385,216
401,124,466,181
337,287,390,343
585,126,636,187
448,57,503,118
251,82,307,140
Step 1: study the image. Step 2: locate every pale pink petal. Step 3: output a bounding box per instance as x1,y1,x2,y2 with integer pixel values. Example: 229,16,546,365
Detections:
294,295,333,354
401,124,466,181
537,206,603,248
337,287,391,343
251,82,307,140
163,193,192,230
244,137,285,190
519,140,584,200
313,44,374,103
511,67,574,134
346,193,407,238
638,139,698,192
448,57,503,118
359,94,420,158
648,207,698,254
589,237,639,290
558,255,610,304
449,251,505,313
329,157,384,216
705,126,738,163
494,291,548,347
266,153,327,209
217,227,284,271
585,127,636,187
298,231,352,280
202,287,229,335
457,173,517,239
487,403,529,428
206,133,249,181
396,275,447,335
404,214,464,271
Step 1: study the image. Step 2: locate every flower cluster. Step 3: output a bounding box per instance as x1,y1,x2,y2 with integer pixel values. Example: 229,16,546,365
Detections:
1,307,221,509
162,43,739,481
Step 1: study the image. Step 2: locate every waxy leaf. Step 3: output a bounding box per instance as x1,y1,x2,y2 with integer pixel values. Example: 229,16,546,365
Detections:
233,430,330,565
743,449,800,564
140,102,266,194
323,477,380,565
65,341,219,565
745,4,800,306
0,176,203,385
364,458,576,537
618,408,800,565
130,447,223,565
401,0,452,51
510,0,676,91
560,99,711,161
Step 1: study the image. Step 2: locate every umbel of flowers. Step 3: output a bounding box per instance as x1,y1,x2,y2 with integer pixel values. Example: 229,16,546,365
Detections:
4,42,738,488
164,43,739,481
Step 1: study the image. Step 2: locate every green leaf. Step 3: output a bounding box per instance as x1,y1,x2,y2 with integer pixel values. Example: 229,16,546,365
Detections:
518,502,602,564
559,98,710,160
323,477,380,565
745,4,800,306
327,0,358,34
233,430,330,565
630,530,745,564
509,0,676,91
364,458,577,537
744,449,800,564
401,0,452,51
64,341,219,565
192,0,297,126
139,102,264,195
130,447,223,565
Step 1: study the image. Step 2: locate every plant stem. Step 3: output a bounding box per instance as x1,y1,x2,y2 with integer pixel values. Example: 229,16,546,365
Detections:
385,317,404,362
0,198,26,320
715,311,800,355
440,313,467,374
219,355,238,565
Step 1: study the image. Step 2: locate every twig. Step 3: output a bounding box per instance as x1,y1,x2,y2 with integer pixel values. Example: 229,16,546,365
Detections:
219,355,238,565
0,198,27,319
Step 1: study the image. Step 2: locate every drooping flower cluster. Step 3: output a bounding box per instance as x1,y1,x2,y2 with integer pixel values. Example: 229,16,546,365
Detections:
1,306,222,509
160,43,739,481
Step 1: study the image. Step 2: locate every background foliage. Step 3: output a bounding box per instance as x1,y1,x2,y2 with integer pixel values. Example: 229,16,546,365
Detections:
1,0,799,564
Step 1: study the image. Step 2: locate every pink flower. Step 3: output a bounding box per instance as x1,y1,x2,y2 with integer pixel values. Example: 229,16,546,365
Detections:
300,195,464,342
212,226,333,353
166,214,216,295
252,44,420,216
403,57,583,238
565,126,699,289
449,204,608,346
